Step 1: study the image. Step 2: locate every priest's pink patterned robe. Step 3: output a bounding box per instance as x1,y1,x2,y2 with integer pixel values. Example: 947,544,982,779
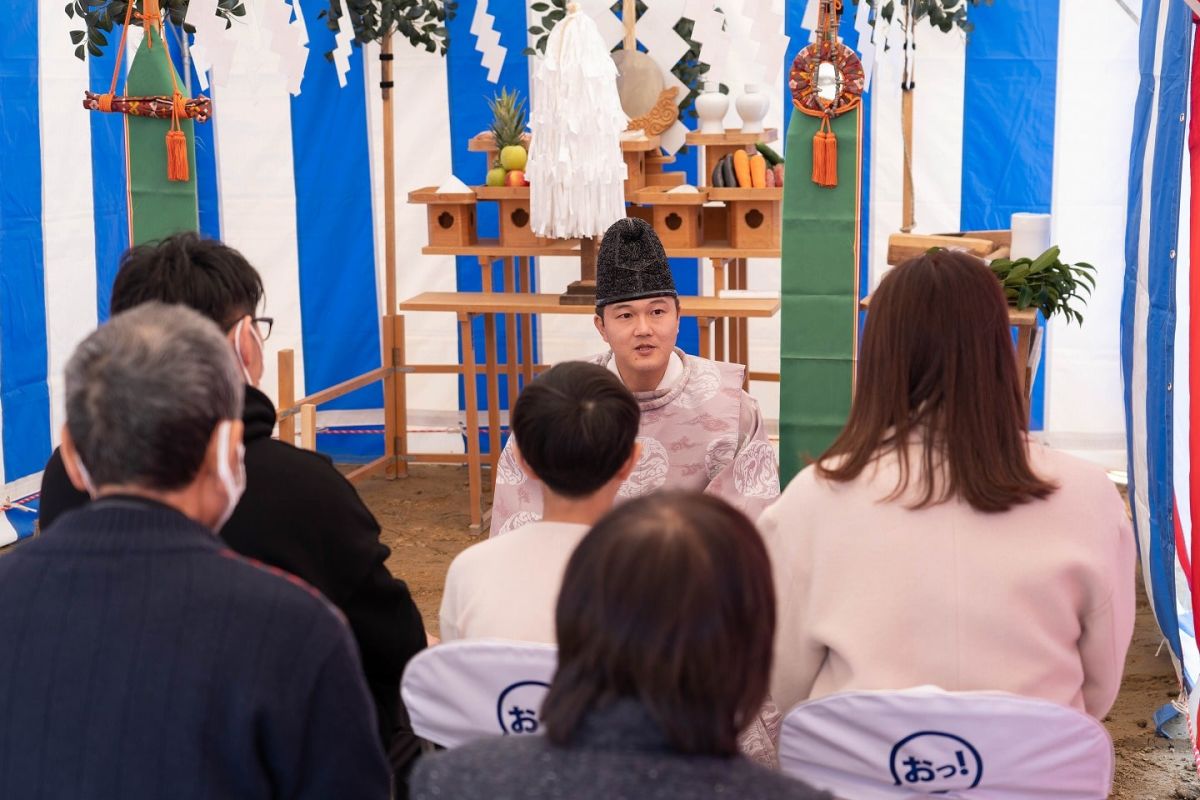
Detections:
489,349,780,537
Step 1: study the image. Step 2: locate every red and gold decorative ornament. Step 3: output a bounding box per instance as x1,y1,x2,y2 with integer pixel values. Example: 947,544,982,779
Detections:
789,0,863,188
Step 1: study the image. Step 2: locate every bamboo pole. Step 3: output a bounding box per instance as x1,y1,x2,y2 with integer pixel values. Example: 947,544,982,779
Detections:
382,314,400,478
278,349,295,445
381,34,397,315
901,86,915,233
393,314,409,478
901,6,916,234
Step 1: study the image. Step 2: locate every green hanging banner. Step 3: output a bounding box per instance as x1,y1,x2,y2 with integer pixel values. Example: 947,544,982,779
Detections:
778,107,862,483
126,24,198,245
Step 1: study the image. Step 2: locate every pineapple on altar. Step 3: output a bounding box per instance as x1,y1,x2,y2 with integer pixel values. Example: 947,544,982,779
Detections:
483,88,529,188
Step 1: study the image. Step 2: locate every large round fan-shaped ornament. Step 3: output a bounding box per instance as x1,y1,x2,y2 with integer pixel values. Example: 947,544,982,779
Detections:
788,0,863,190
789,39,864,118
787,35,864,190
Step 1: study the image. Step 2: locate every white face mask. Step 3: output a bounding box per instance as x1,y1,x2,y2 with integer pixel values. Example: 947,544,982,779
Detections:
233,317,263,386
72,453,98,499
213,419,246,531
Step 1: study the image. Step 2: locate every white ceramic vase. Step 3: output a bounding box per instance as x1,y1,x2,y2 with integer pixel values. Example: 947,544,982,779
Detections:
735,84,769,134
695,81,728,135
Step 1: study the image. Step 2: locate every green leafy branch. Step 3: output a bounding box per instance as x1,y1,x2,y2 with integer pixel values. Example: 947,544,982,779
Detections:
320,0,455,55
989,246,1096,326
66,0,245,61
66,0,454,63
850,0,994,38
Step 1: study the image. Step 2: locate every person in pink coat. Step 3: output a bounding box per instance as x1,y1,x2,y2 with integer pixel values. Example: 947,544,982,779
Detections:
761,249,1136,719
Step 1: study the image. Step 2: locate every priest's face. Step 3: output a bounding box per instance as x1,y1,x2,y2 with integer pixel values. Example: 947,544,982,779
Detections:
594,296,680,392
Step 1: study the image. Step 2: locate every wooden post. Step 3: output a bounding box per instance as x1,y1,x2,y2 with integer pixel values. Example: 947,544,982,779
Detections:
518,256,534,385
278,349,295,445
382,314,397,475
713,258,726,361
901,85,915,234
479,255,493,293
483,312,501,478
381,34,397,314
459,312,483,530
581,236,597,284
623,0,636,49
394,314,408,478
900,6,916,234
737,258,749,372
300,404,317,451
503,257,519,408
560,237,598,305
382,314,408,479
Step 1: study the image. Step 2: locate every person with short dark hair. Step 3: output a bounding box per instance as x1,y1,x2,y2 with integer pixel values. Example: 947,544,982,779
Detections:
439,361,640,642
0,303,389,798
489,217,780,536
762,249,1135,717
36,233,427,785
414,492,830,800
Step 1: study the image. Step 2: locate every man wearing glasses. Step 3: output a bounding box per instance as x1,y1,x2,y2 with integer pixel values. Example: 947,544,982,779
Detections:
37,233,428,796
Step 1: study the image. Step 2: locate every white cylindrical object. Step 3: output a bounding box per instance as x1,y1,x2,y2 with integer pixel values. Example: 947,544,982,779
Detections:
1010,212,1053,260
695,82,729,135
736,83,769,134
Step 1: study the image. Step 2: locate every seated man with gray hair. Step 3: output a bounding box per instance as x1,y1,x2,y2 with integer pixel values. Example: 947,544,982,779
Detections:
0,303,389,799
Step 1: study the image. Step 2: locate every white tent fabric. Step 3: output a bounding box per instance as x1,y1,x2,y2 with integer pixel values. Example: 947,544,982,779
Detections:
0,2,1140,544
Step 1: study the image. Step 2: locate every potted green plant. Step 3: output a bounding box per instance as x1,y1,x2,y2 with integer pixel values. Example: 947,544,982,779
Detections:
988,246,1095,325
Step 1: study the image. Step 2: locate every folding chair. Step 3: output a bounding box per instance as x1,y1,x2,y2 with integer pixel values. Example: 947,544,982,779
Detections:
400,639,558,748
778,686,1113,799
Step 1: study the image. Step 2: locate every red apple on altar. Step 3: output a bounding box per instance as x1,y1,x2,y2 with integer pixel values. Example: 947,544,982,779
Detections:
505,170,528,187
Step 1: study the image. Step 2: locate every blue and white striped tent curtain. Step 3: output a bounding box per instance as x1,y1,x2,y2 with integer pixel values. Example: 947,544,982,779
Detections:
0,0,1138,546
1123,0,1199,748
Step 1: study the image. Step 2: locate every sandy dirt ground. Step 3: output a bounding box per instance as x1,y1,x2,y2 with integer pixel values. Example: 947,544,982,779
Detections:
358,465,1198,798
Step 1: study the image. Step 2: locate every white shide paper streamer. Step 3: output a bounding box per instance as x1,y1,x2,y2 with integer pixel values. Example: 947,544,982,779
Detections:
471,0,507,84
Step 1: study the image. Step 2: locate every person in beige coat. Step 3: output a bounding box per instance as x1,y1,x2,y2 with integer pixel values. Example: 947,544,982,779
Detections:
762,249,1135,719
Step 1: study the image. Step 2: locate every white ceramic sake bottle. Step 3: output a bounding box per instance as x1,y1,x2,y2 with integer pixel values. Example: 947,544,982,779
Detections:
735,84,769,134
695,82,729,135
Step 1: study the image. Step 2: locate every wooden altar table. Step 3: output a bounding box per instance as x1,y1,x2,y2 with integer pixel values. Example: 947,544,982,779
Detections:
398,291,781,529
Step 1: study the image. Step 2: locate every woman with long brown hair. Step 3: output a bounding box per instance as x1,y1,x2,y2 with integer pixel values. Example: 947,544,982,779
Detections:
762,249,1135,718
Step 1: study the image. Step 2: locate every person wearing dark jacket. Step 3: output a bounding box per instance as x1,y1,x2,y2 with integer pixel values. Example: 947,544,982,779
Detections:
38,233,427,788
1,303,389,798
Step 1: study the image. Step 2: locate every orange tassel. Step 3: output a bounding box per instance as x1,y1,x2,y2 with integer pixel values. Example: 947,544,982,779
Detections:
812,115,838,189
166,129,189,182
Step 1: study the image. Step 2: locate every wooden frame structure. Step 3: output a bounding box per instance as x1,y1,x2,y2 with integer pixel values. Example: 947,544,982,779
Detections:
277,114,789,531
276,293,779,530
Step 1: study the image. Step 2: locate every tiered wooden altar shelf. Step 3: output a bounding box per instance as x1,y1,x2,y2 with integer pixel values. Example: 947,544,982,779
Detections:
419,238,780,260
396,128,792,528
678,128,784,367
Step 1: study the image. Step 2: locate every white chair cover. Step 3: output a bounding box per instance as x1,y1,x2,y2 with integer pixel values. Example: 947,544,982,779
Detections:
778,686,1113,799
401,639,558,748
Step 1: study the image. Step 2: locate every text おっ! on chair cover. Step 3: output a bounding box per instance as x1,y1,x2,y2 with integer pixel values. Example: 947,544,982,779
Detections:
401,639,558,749
777,686,1113,799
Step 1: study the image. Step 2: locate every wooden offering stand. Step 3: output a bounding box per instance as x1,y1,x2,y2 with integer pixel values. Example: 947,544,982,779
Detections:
686,128,784,250
406,125,787,372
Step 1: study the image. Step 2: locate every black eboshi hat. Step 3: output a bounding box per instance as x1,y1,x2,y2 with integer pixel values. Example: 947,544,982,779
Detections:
595,217,677,308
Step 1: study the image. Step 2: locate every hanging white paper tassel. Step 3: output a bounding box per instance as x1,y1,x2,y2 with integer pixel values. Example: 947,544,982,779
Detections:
526,7,628,240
